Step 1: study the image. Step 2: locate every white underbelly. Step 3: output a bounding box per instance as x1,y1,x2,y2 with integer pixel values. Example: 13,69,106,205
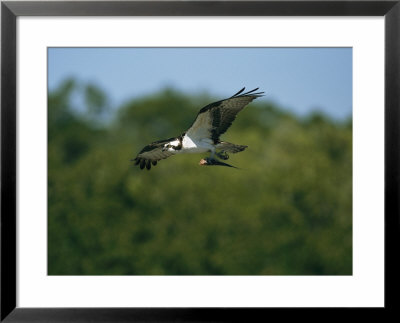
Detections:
180,135,214,154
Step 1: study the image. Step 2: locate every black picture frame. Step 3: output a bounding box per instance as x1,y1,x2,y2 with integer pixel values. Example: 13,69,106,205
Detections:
1,1,399,321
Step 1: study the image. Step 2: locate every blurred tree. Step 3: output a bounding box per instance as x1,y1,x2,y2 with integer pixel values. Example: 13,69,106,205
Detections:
84,83,110,124
48,81,352,275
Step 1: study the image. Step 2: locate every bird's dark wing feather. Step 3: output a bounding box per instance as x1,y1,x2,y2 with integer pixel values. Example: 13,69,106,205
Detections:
186,87,264,143
132,137,176,170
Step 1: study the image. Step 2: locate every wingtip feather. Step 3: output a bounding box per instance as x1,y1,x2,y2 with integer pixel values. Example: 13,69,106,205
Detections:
230,87,246,98
232,87,265,99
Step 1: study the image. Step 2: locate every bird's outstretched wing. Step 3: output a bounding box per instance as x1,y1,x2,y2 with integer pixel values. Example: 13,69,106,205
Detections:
132,137,176,170
185,87,264,143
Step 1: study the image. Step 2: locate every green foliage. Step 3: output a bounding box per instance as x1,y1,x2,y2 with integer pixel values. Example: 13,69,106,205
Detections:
48,81,352,275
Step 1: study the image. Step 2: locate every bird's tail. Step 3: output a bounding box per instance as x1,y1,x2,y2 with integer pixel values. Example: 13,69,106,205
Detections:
216,141,248,153
199,158,238,168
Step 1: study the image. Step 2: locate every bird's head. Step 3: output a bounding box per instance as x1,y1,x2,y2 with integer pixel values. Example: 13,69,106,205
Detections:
162,144,171,152
162,139,180,152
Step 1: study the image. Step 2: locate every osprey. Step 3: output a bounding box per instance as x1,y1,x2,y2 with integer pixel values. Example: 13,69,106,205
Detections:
132,87,264,170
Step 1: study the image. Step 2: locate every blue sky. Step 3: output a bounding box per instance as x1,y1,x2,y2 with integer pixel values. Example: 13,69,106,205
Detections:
48,47,352,119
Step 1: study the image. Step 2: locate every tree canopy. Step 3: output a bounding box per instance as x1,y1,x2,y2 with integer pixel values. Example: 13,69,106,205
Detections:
48,80,352,275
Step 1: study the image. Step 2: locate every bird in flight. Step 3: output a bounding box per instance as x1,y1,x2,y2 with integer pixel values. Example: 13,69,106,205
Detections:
132,87,264,170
